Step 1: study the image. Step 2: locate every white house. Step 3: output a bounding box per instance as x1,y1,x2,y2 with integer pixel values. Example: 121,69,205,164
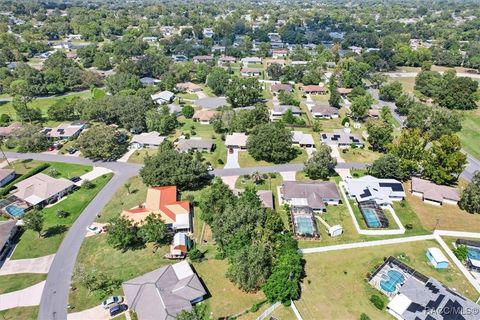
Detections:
241,68,262,77
344,175,405,206
130,132,166,149
291,131,314,148
151,91,175,104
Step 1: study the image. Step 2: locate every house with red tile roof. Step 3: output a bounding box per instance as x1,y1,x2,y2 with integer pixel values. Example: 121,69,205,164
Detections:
122,186,191,231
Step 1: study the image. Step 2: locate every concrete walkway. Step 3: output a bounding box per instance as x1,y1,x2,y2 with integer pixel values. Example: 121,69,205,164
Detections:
76,167,113,186
117,149,136,163
67,305,110,320
0,281,45,311
221,176,238,190
0,254,55,275
300,234,435,254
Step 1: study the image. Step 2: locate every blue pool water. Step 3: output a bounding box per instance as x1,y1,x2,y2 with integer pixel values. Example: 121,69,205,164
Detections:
5,204,25,218
362,207,381,228
380,270,405,293
467,247,480,261
295,216,315,235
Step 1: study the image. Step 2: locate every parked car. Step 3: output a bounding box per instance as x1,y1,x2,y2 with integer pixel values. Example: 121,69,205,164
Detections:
86,225,101,234
48,146,55,151
70,176,81,183
102,296,124,309
229,148,234,154
109,304,128,317
68,147,77,154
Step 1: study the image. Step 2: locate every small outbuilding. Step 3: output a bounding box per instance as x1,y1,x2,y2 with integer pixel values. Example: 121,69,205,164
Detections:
426,247,449,269
328,225,343,237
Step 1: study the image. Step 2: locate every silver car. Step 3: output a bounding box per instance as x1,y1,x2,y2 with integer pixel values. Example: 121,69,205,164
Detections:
102,296,124,309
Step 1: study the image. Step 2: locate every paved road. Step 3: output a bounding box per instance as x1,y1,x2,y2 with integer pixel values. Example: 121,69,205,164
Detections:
368,88,479,181
385,71,480,80
3,152,140,320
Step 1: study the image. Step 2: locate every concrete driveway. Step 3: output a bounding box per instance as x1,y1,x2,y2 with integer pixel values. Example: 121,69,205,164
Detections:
220,176,238,190
117,149,136,163
76,167,113,186
280,171,296,181
67,305,111,320
224,149,240,169
0,254,55,275
196,90,208,99
0,281,45,311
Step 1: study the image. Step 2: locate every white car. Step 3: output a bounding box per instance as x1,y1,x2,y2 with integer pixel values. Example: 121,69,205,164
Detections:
102,296,124,309
86,225,101,234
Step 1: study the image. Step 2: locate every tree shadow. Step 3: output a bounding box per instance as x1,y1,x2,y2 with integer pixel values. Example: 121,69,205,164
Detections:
43,225,69,238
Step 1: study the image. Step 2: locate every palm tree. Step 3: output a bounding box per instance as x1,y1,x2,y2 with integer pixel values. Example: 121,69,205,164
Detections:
251,171,262,185
124,183,131,194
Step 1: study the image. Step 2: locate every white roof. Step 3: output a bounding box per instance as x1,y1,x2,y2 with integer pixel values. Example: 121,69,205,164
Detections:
291,131,314,145
151,90,174,102
173,232,188,247
388,294,412,316
131,132,165,146
225,132,248,147
290,198,309,206
329,225,343,232
173,213,190,230
345,175,405,205
172,260,194,280
427,247,449,264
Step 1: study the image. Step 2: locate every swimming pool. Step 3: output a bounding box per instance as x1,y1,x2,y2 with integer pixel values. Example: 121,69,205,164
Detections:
361,207,381,228
5,204,25,218
380,269,405,293
295,216,316,236
467,247,480,261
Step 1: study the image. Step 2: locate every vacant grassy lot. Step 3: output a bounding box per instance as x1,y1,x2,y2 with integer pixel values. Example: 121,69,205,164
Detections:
458,109,480,159
0,306,38,320
12,174,112,259
5,160,91,178
0,273,46,294
68,234,172,312
340,147,381,163
296,240,478,320
238,148,308,167
403,181,480,232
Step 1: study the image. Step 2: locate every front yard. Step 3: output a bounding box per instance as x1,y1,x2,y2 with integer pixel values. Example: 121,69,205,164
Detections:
11,173,112,259
0,306,38,320
238,148,308,167
0,273,47,294
296,240,478,320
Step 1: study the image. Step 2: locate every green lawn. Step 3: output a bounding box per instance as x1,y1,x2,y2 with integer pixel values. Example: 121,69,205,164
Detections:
11,174,112,259
5,160,91,179
238,148,308,167
68,235,173,312
458,109,480,159
296,240,478,320
127,148,156,164
0,91,92,120
0,306,38,320
0,273,47,294
340,147,382,163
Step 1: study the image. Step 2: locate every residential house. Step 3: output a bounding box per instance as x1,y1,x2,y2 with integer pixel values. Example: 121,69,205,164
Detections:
0,122,22,138
167,104,182,115
211,45,226,53
218,55,236,66
344,175,405,206
321,131,364,148
272,49,288,58
43,121,85,140
203,28,214,38
291,131,314,148
369,109,380,118
151,91,175,104
280,181,341,212
121,186,191,231
225,132,248,149
160,26,176,38
122,261,206,320
271,83,292,95
269,105,301,121
410,177,460,206
130,132,165,149
194,97,228,110
192,55,213,64
291,60,309,66
176,138,214,153
140,77,160,86
264,58,286,66
172,55,188,62
241,57,262,65
0,169,15,187
13,173,75,206
337,87,353,96
142,36,158,43
192,110,218,124
0,220,17,261
241,68,262,77
348,46,363,54
309,105,339,119
302,85,327,95
176,82,202,93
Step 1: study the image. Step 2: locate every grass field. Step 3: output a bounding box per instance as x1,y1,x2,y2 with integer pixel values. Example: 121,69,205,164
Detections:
238,148,308,167
127,148,156,164
5,160,91,179
296,240,479,320
340,147,382,163
458,109,480,159
0,306,38,320
11,174,112,259
0,273,46,294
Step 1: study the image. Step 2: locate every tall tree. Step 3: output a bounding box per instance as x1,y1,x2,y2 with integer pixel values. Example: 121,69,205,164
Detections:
304,144,337,180
226,77,262,108
138,214,170,245
368,154,407,180
23,209,44,238
246,123,296,164
459,171,480,214
75,123,129,161
366,120,393,152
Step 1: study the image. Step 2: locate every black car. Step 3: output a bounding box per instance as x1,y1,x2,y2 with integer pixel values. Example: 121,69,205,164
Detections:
70,176,81,183
68,148,77,154
109,304,128,317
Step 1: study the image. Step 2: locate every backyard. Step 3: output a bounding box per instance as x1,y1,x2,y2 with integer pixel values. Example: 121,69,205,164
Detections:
295,240,478,320
458,108,480,159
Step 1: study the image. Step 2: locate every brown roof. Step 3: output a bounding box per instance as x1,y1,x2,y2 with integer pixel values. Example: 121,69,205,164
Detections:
241,68,262,73
369,109,380,116
0,169,14,181
193,55,213,61
0,123,22,137
14,173,74,205
219,56,236,62
337,87,353,94
192,110,218,122
311,105,339,115
411,177,460,202
281,181,340,209
271,83,293,93
302,85,326,93
176,82,201,91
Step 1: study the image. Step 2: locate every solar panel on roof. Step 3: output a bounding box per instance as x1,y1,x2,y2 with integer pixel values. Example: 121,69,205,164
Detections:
426,294,445,310
379,182,404,192
406,302,424,313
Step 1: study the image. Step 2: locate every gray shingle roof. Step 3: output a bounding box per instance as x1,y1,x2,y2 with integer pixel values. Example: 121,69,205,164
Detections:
282,181,340,209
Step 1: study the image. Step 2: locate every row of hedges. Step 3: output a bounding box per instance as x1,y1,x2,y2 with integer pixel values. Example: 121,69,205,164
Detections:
0,163,50,196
